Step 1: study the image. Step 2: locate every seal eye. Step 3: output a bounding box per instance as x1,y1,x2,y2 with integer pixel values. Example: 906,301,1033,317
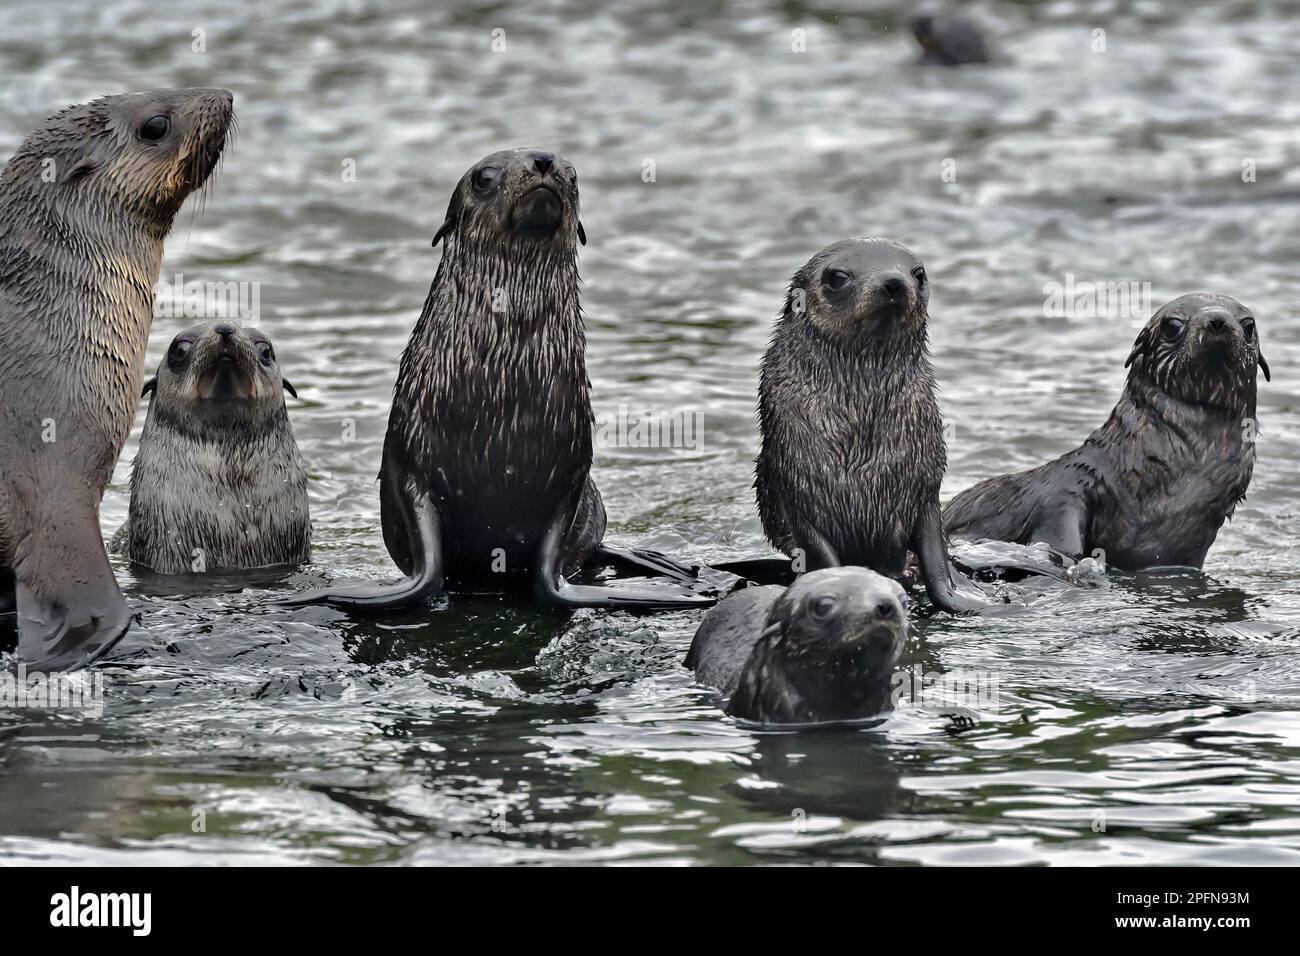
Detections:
1162,316,1185,340
810,596,837,621
1241,318,1256,341
139,115,170,142
167,339,193,369
258,342,275,365
473,166,501,192
823,269,852,293
912,266,927,287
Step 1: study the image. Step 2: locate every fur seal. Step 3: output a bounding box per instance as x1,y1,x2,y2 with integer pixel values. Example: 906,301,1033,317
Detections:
111,322,310,575
283,148,710,612
910,12,990,66
686,567,907,726
733,237,985,612
0,89,234,669
944,293,1269,570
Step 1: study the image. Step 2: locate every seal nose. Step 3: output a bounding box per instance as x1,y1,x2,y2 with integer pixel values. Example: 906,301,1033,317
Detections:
214,324,236,339
1205,311,1230,333
876,601,896,619
532,152,555,175
880,274,906,297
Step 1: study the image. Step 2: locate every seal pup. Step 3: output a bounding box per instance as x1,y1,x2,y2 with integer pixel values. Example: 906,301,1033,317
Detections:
944,293,1269,570
111,323,310,575
731,237,985,612
910,12,990,66
0,89,234,669
283,148,710,612
686,567,907,726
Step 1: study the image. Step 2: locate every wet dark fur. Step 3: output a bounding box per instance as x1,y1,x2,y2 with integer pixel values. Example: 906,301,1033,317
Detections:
687,568,907,726
756,238,950,579
113,323,310,575
0,89,233,668
381,148,599,590
944,293,1269,570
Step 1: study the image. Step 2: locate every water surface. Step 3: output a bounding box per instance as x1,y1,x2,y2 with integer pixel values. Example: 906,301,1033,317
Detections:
2,0,1299,865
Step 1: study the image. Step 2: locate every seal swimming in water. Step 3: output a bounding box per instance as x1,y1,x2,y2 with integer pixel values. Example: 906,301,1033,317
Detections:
727,237,985,612
111,322,310,575
685,567,907,726
910,12,990,66
943,293,1269,570
283,148,710,612
0,88,234,669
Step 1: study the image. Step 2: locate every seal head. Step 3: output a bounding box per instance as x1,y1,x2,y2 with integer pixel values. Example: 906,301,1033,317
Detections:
689,567,908,726
432,147,586,250
1125,292,1269,413
910,12,990,66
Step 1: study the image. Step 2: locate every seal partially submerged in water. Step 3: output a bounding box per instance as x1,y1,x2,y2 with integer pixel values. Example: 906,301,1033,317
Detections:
686,567,907,726
112,322,310,575
944,293,1269,570
727,238,985,612
910,12,990,66
283,148,710,612
0,88,234,669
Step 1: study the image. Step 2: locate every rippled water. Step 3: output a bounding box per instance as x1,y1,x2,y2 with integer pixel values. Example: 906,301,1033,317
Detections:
2,0,1299,865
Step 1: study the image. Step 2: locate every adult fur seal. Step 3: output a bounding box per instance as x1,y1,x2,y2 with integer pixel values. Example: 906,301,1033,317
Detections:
0,89,234,669
111,323,310,575
284,148,709,611
910,12,990,66
944,293,1269,570
735,238,985,612
686,567,907,726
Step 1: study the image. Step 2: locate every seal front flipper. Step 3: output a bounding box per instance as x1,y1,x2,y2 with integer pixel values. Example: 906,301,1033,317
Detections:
912,498,988,613
536,505,715,610
709,557,798,587
11,498,132,671
1032,501,1087,560
279,480,443,611
588,545,699,584
711,525,838,585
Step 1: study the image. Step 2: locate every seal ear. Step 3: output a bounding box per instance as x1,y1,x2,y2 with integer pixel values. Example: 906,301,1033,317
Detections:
141,377,157,398
432,190,462,248
1258,349,1271,382
578,220,587,246
282,378,299,399
1124,323,1154,370
61,156,98,185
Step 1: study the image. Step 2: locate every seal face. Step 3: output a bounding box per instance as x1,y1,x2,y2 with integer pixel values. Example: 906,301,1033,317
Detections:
944,293,1270,570
754,237,983,612
686,567,908,726
112,323,311,575
0,88,234,669
281,149,708,612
